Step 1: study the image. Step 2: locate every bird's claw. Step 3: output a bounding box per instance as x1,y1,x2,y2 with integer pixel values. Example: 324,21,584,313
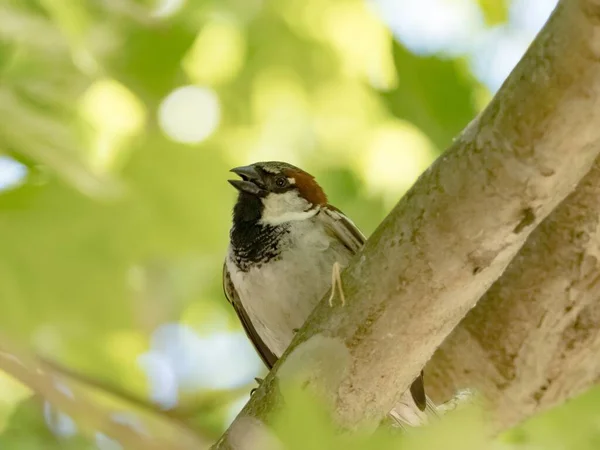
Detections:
328,261,346,307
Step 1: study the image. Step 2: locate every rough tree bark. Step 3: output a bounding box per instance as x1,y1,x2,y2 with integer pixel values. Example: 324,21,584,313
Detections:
213,1,600,447
426,156,600,432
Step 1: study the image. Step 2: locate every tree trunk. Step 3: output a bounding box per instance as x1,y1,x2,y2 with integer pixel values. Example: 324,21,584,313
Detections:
426,157,600,432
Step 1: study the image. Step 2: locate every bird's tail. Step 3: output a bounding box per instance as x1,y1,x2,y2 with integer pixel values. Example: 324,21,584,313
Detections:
388,391,439,430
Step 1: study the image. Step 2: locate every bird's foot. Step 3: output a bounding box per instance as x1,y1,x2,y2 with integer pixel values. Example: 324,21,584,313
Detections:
328,261,346,307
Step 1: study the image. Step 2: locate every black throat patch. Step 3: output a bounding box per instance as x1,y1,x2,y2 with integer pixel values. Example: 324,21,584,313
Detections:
230,192,289,271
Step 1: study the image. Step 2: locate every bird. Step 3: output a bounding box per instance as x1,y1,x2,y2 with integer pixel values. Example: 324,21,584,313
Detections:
223,161,436,428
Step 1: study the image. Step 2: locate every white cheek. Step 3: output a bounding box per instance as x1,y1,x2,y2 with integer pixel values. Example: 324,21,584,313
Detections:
260,191,317,225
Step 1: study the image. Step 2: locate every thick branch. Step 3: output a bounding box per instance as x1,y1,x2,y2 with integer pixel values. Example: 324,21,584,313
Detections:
215,1,600,446
426,155,600,432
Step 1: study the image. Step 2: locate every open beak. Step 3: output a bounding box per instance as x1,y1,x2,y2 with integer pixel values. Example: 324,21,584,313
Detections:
228,165,267,197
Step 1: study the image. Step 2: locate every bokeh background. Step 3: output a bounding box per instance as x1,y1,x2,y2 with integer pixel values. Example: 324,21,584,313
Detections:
2,0,600,449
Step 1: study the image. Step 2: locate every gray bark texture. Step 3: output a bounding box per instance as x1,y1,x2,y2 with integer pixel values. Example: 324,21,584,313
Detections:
426,156,600,432
214,1,600,447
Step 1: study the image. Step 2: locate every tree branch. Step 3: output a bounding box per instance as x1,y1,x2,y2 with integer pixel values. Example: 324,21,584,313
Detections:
39,356,251,427
426,155,600,432
0,338,210,449
215,0,600,446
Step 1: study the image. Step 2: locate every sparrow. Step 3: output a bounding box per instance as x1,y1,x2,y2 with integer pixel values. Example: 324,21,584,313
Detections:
223,161,435,427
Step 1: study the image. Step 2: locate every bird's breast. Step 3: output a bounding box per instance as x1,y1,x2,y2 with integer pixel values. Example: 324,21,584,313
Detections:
227,221,352,358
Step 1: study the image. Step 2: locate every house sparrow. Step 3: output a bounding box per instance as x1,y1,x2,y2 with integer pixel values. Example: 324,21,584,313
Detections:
223,161,435,427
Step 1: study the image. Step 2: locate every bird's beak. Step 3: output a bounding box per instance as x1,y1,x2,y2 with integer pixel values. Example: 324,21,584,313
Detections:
228,165,268,197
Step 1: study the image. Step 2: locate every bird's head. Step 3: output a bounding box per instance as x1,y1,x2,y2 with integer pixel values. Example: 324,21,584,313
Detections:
228,161,327,226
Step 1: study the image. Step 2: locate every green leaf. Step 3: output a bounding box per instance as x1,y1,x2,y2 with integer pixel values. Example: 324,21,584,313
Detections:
382,41,483,151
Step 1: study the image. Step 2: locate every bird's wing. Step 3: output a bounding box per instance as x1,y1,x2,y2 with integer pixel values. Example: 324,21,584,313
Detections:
320,204,427,412
320,204,366,252
222,261,278,370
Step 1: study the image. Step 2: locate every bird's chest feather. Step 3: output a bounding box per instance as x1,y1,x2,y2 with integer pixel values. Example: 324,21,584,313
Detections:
227,220,352,357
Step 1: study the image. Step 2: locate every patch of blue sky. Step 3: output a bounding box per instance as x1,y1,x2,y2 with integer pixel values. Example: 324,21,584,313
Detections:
372,0,559,92
0,156,27,191
138,323,263,409
370,0,485,56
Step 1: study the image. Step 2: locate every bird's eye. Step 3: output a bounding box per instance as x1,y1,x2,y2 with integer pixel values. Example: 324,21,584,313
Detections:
275,177,287,188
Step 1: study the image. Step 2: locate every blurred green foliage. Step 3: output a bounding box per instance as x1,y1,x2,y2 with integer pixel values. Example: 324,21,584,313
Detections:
0,0,598,448
477,0,509,25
